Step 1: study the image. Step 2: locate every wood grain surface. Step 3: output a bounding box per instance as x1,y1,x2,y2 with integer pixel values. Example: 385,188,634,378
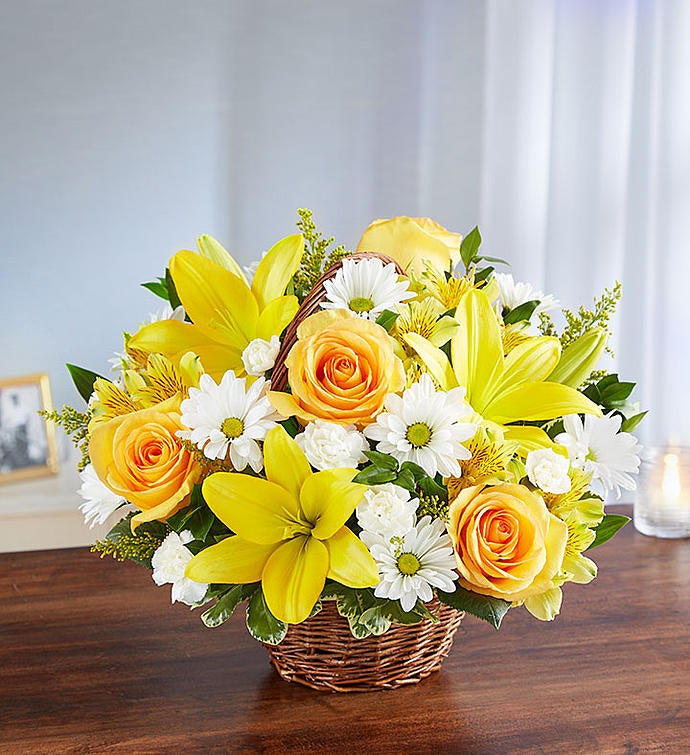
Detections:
1,506,687,754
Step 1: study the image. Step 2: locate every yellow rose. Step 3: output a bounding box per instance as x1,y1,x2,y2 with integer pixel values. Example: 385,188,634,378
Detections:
268,310,405,427
89,397,200,529
447,483,567,604
356,216,462,275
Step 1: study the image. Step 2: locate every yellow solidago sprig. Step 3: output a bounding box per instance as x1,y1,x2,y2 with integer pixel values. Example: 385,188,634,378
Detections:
41,405,91,471
91,514,169,566
292,208,350,300
185,426,379,624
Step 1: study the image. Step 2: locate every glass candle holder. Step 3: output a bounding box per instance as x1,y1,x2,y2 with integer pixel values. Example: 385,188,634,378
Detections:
634,446,690,539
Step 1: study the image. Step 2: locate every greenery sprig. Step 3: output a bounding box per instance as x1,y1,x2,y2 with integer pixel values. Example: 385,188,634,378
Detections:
40,405,91,471
292,208,350,300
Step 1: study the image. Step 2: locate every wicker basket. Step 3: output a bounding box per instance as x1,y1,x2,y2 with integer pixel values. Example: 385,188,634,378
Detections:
263,252,463,692
264,599,464,692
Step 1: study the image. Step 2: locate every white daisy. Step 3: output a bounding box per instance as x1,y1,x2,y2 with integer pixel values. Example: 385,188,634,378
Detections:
178,372,280,472
151,530,208,606
321,257,414,319
363,373,476,478
555,413,641,496
493,272,559,318
356,483,418,538
360,516,458,612
78,463,127,528
142,303,186,326
295,420,368,471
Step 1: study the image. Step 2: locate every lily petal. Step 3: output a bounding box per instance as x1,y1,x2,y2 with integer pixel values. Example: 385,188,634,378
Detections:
196,235,248,284
452,289,503,410
263,426,311,501
503,425,558,457
184,535,277,584
202,472,304,544
251,233,304,311
262,536,329,624
484,382,602,424
488,337,561,403
325,526,379,588
170,250,258,348
299,469,363,539
256,295,299,342
402,332,457,391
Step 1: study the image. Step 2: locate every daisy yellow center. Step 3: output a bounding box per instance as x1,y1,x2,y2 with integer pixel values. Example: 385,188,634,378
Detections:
221,417,244,439
349,296,374,313
406,422,432,448
397,552,421,576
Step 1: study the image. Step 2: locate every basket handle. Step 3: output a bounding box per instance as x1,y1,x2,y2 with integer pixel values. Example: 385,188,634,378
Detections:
270,252,405,392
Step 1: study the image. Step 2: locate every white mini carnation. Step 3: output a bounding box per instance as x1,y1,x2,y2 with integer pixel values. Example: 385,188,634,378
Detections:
151,530,208,606
356,484,418,538
295,420,368,471
241,335,281,376
78,463,126,528
526,448,571,494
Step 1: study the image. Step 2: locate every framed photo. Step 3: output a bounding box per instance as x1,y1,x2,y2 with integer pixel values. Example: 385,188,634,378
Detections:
0,373,59,484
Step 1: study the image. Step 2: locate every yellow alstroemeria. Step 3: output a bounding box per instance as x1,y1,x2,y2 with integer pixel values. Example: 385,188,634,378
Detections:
128,234,304,381
404,287,601,454
185,426,379,624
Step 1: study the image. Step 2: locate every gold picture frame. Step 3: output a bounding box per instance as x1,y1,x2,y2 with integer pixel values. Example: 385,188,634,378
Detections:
0,373,59,484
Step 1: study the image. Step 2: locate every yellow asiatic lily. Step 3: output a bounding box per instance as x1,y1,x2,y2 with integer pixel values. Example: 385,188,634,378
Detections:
128,234,304,381
185,426,379,624
404,288,601,454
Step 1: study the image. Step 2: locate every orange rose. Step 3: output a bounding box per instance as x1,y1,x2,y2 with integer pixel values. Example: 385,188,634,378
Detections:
447,484,567,604
357,216,462,275
268,310,405,427
89,397,200,529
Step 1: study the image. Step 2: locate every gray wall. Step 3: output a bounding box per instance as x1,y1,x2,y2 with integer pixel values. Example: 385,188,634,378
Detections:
1,1,485,419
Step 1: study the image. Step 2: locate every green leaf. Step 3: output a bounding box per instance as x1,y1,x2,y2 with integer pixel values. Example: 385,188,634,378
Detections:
363,450,399,470
245,588,288,644
475,255,509,266
353,466,398,485
201,583,258,628
279,416,301,438
322,585,380,639
437,585,511,630
460,226,482,269
503,300,540,325
357,604,393,635
141,278,170,301
621,411,647,433
375,309,399,332
66,363,105,403
474,265,494,284
165,267,182,310
394,467,417,493
586,513,630,550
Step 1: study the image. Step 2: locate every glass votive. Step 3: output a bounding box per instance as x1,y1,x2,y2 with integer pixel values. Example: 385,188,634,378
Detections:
634,446,690,539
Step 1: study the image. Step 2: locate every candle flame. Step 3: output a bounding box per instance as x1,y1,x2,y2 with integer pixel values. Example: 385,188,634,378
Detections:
662,453,681,499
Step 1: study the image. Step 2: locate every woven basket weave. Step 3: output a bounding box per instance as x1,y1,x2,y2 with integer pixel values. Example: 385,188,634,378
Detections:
263,252,463,692
264,599,463,692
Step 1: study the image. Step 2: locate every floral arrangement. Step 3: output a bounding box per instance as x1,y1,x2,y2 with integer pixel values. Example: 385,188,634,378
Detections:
51,211,644,645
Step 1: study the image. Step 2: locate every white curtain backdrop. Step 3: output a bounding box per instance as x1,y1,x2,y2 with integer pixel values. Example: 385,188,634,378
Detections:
473,0,690,448
2,0,688,459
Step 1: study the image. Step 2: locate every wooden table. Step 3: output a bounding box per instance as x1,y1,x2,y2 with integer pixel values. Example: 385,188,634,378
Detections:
1,506,687,754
